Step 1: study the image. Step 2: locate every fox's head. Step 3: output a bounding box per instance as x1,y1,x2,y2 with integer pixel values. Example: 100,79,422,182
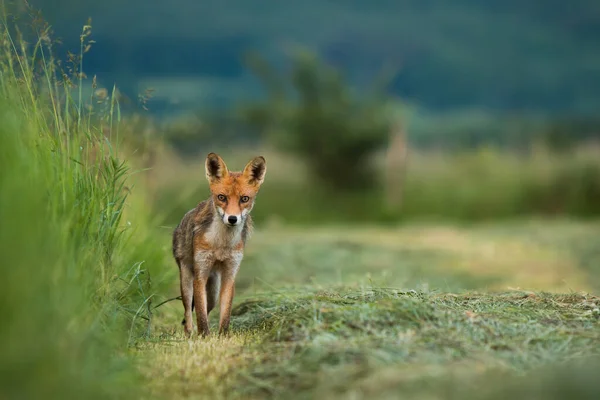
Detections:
205,152,267,227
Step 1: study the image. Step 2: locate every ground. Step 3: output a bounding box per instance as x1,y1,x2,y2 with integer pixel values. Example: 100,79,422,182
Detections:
136,219,600,399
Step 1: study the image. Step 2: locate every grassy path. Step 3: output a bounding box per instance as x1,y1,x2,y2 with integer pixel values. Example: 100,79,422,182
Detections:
137,220,600,399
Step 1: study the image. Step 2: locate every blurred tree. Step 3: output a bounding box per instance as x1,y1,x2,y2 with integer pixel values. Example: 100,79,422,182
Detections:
538,116,600,153
240,49,395,191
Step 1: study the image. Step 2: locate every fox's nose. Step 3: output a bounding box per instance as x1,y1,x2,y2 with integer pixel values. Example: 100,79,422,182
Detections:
228,215,238,225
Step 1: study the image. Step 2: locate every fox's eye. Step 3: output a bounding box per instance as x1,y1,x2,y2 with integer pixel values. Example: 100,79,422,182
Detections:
240,196,250,203
217,194,227,202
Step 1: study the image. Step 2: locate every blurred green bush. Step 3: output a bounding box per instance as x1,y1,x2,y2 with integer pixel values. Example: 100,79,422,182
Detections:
240,50,394,191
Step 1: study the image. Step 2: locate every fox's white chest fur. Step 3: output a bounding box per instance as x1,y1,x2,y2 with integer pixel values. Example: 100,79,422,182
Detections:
203,221,243,262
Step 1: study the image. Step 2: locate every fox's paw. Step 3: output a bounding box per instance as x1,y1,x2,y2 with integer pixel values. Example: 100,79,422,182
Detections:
182,318,193,337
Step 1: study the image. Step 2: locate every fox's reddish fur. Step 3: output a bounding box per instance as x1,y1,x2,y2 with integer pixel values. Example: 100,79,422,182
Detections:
172,153,266,337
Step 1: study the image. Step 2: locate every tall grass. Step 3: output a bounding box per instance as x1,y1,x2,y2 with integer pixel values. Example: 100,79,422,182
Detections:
0,8,169,399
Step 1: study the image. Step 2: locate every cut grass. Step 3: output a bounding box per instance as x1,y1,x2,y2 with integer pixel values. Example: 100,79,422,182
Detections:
141,289,600,399
135,334,264,399
236,219,598,294
140,220,600,399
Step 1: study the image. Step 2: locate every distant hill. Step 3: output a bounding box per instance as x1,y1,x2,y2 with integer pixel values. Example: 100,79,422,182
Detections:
27,0,600,115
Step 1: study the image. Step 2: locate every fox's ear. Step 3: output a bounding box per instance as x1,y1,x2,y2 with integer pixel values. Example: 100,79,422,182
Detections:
205,152,229,183
242,156,267,186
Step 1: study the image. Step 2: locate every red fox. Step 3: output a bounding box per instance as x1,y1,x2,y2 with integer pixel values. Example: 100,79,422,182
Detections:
172,153,267,337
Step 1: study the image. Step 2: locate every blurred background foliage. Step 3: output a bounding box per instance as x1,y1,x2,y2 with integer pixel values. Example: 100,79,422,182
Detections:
8,0,598,226
240,50,394,190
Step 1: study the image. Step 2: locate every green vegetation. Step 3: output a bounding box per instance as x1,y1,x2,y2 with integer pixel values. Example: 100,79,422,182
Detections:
154,145,600,226
241,50,393,190
231,289,600,399
141,290,600,399
2,5,600,400
0,14,171,399
140,222,600,399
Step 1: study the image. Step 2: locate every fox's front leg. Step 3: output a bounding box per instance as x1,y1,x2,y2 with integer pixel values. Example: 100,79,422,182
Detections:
193,251,212,337
218,254,242,335
179,262,194,337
